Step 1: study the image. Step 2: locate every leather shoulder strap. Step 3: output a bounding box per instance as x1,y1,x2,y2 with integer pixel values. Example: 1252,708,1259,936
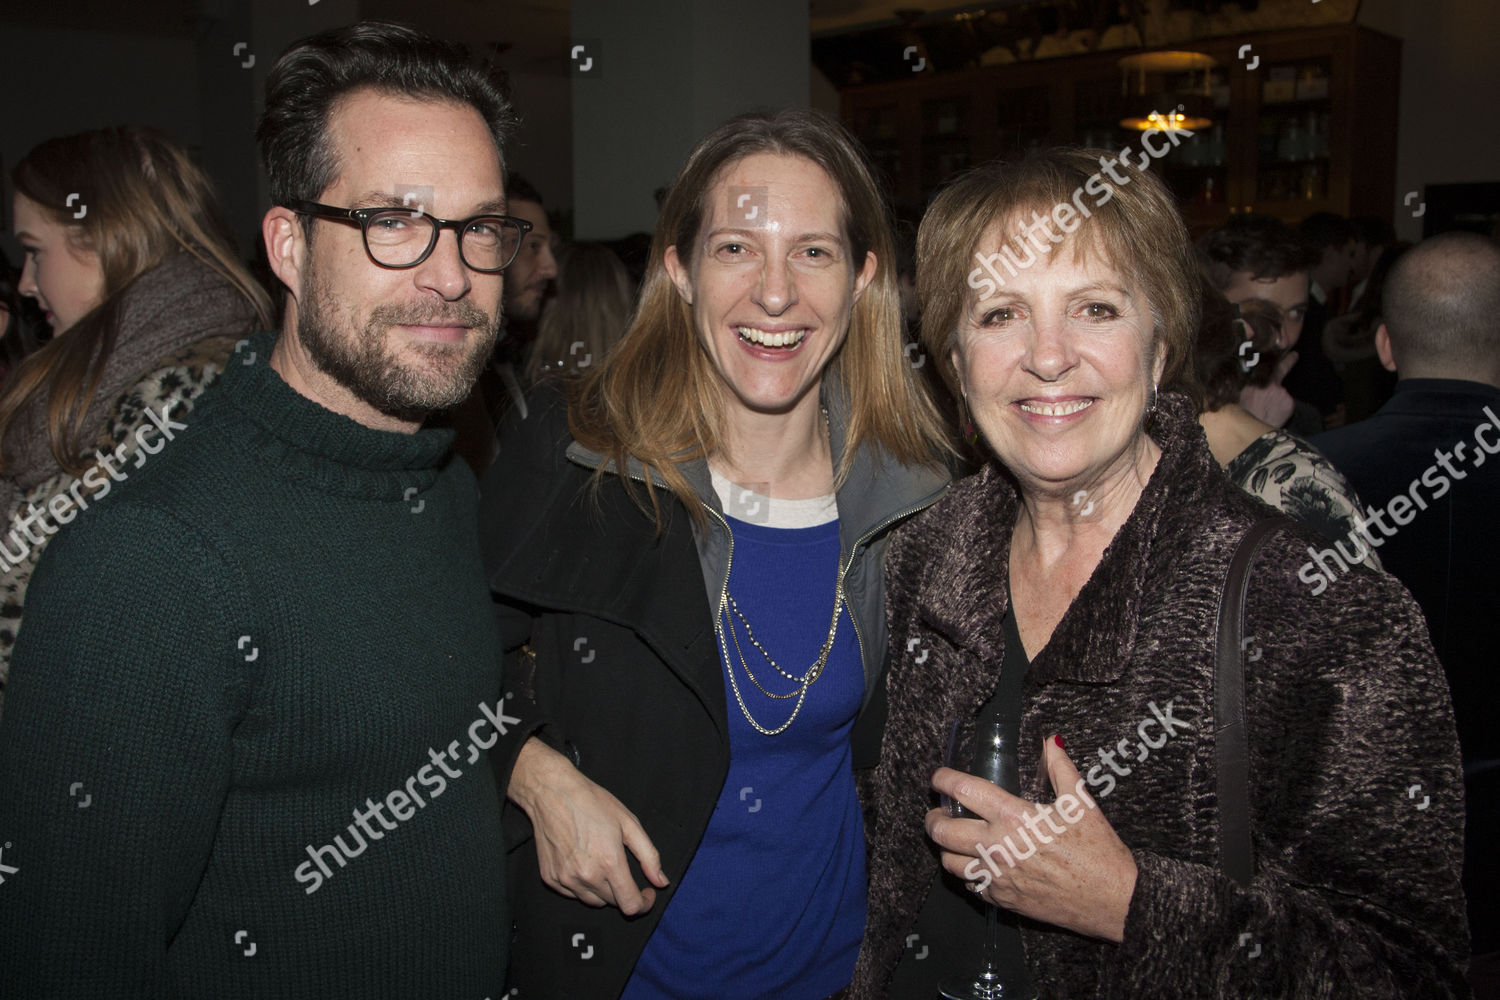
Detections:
1215,516,1284,888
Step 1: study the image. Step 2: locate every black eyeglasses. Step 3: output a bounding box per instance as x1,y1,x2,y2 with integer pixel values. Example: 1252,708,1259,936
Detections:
282,198,532,273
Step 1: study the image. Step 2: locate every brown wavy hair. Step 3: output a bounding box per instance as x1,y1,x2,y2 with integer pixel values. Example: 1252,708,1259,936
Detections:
1,126,272,474
916,147,1200,400
567,109,951,526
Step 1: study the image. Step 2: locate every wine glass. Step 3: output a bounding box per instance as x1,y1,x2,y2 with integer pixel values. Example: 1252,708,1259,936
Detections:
938,719,1039,1000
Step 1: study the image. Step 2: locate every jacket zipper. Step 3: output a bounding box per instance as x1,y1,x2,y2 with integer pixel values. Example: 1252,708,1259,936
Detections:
835,489,948,676
614,462,944,681
701,502,736,623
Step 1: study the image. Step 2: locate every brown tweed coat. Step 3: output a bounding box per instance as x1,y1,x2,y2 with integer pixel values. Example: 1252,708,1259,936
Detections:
852,391,1470,999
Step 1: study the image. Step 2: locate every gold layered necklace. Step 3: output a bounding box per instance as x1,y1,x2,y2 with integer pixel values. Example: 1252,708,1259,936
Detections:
716,581,845,736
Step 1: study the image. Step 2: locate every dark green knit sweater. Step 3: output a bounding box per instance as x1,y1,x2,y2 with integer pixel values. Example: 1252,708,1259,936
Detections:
0,330,509,998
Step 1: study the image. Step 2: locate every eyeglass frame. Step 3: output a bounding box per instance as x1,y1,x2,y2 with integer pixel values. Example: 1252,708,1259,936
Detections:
280,198,533,273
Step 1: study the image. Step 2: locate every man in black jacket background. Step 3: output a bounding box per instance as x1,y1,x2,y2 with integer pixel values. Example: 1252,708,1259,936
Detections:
1313,231,1500,979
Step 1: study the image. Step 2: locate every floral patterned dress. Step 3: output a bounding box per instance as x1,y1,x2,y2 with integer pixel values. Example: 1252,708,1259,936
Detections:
1226,428,1382,570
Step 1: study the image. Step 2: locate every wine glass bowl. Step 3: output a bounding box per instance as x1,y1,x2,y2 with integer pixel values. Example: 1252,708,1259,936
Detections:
938,719,1038,1000
944,720,1021,817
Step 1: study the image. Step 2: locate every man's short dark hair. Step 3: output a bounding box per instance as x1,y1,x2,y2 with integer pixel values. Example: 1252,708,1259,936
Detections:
1198,215,1319,288
256,21,517,210
1383,232,1500,371
1299,211,1356,251
1349,215,1395,248
507,174,544,208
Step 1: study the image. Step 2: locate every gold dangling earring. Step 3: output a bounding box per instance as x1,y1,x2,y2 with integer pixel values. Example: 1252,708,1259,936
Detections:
959,397,980,447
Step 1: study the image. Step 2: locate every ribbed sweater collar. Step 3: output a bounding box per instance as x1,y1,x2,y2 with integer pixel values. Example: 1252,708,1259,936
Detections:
214,330,456,495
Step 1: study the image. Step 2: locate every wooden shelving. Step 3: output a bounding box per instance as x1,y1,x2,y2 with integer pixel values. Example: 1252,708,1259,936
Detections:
841,24,1401,235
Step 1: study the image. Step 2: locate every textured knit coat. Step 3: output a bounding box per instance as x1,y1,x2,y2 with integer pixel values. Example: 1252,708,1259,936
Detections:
852,391,1470,999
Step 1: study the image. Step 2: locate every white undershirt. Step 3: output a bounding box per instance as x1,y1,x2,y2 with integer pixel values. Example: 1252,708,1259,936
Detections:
709,468,838,529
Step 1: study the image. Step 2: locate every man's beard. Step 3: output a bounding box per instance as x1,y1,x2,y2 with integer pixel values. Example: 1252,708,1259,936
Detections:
298,256,500,423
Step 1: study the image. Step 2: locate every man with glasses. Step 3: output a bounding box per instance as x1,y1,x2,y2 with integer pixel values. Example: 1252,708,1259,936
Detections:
0,22,529,998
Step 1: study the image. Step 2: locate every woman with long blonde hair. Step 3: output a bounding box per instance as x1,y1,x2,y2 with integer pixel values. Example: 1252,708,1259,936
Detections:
480,108,952,999
0,126,271,701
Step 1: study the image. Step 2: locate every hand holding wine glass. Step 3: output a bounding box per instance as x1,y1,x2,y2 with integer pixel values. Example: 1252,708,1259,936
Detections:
935,719,1038,1000
927,732,1139,949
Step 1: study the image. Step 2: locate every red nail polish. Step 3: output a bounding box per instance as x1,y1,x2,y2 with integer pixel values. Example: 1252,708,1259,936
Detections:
1054,734,1066,749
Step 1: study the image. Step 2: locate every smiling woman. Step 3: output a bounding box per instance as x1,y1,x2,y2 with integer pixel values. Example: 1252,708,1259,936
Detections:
479,109,953,1000
851,149,1471,999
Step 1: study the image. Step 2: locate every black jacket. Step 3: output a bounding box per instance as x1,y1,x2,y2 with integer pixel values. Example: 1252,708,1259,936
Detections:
1312,378,1500,763
478,388,948,999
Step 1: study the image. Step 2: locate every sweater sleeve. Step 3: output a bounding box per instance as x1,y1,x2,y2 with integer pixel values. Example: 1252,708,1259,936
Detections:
0,503,253,998
1097,559,1470,999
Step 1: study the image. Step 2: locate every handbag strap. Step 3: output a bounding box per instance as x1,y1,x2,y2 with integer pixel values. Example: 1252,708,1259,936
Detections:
1214,515,1284,888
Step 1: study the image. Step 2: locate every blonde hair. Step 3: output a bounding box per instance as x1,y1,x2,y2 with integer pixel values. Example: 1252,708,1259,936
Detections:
523,242,634,384
917,147,1199,398
2,126,273,474
568,109,951,527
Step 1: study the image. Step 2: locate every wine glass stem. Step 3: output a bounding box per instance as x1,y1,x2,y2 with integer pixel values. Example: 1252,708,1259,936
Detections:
970,904,1002,992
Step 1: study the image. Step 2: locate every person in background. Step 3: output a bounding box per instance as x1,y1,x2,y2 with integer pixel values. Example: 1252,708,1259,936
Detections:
486,173,557,413
1327,219,1402,423
449,173,559,470
0,22,520,996
0,249,45,383
1289,211,1357,427
1199,215,1322,435
853,148,1467,998
0,126,272,707
481,108,952,1000
1188,276,1378,568
501,174,559,333
522,241,633,384
1346,215,1396,312
1311,231,1500,995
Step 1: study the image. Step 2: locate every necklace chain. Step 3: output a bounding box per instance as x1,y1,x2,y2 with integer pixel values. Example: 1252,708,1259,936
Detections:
716,582,844,736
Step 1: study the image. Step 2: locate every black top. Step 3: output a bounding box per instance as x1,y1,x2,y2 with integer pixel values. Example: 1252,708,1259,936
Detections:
886,594,1035,997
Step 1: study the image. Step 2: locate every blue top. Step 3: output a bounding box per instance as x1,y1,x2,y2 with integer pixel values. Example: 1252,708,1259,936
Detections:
623,515,866,999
